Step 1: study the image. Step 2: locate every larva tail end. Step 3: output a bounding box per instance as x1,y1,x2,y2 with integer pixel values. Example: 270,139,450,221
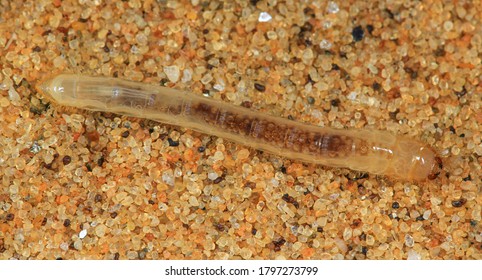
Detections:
36,77,49,92
36,76,57,103
36,71,65,94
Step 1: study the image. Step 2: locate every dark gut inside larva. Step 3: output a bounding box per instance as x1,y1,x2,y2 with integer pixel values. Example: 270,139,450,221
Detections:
183,101,364,158
112,87,370,159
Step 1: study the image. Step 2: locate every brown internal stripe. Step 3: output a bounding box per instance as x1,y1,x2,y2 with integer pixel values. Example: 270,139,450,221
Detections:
189,102,357,157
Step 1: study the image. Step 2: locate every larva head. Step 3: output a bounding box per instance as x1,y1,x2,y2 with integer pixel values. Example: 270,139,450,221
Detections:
387,138,441,181
410,146,442,181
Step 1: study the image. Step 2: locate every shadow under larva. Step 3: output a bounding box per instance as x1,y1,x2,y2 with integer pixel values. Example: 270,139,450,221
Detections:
37,74,443,182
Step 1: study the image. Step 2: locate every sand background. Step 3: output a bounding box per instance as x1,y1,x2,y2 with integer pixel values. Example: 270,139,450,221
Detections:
0,0,480,259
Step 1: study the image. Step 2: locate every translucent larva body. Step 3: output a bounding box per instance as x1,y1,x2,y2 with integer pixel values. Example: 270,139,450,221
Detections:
38,74,441,181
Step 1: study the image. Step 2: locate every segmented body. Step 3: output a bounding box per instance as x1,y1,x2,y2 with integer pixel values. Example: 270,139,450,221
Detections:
38,74,441,181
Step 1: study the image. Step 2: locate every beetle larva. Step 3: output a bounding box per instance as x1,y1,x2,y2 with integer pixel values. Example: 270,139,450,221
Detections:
37,74,442,181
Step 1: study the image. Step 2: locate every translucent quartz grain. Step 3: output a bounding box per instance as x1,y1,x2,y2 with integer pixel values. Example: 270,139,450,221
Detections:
164,65,180,82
